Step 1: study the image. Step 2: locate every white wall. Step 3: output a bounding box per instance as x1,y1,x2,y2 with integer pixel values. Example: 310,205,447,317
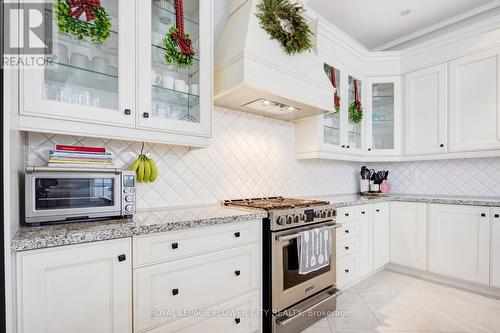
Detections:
27,106,361,209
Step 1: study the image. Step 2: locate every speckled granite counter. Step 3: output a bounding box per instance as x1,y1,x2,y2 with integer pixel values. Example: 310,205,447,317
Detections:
11,206,267,252
320,194,500,208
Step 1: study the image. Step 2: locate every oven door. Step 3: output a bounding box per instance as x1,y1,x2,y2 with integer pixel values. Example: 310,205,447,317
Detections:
272,220,337,311
25,171,122,223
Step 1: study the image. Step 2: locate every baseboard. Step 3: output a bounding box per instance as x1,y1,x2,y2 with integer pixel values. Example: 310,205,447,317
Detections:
386,263,500,299
338,266,387,291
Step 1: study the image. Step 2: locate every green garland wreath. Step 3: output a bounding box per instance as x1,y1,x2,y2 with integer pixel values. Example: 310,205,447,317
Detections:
256,0,313,55
163,26,195,68
348,101,363,124
54,0,112,44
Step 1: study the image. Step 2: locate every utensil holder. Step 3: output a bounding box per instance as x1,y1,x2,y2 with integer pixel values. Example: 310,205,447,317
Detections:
360,179,370,193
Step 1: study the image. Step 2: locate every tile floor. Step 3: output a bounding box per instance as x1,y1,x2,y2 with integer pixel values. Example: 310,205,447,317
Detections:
301,270,500,333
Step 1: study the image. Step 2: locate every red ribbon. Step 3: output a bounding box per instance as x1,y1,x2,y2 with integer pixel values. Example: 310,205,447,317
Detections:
331,67,340,110
68,0,101,21
174,0,195,57
353,79,361,109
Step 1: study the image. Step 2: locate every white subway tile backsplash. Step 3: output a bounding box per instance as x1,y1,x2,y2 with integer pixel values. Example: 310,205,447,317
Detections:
27,107,360,209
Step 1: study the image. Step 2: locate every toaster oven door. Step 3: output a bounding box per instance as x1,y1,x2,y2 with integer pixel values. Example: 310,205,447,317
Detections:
26,172,122,223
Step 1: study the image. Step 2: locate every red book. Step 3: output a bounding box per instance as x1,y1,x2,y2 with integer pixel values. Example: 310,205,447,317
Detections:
55,145,106,153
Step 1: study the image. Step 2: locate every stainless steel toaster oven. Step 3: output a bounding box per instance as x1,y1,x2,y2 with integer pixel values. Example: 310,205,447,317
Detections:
25,167,136,224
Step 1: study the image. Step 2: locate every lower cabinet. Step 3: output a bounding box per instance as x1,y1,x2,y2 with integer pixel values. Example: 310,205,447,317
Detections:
16,239,132,333
373,202,390,269
491,208,500,288
133,221,262,333
428,204,490,285
389,202,427,270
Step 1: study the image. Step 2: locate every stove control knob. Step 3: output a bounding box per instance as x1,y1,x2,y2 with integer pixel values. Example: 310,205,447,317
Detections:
293,215,299,223
300,214,306,221
327,209,333,217
314,211,320,218
286,215,293,224
277,216,286,225
321,211,327,218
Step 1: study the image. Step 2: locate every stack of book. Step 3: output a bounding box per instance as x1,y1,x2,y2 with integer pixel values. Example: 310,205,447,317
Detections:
48,145,114,168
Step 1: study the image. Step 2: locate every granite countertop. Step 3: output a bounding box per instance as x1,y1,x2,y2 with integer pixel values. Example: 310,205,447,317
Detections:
319,194,500,208
11,206,267,252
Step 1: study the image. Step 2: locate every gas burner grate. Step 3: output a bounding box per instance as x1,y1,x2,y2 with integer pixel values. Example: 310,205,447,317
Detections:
223,197,330,211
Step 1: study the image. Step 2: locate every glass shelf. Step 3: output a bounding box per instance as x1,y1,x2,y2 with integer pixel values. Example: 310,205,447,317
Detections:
48,61,118,79
152,84,199,98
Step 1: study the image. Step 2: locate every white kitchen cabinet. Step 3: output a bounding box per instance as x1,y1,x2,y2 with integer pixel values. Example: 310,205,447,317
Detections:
357,205,373,277
428,204,490,285
449,48,500,152
19,0,213,147
366,76,402,156
389,202,427,270
491,208,500,288
16,239,132,333
404,64,447,155
373,202,390,269
428,205,490,284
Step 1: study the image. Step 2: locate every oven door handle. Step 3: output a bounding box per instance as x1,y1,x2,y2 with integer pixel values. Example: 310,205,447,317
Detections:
275,223,341,242
276,289,343,327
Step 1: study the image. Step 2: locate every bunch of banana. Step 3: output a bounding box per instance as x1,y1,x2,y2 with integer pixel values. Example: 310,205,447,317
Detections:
130,154,158,183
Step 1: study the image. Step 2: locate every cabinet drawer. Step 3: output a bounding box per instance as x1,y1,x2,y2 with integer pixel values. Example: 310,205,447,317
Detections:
336,206,360,222
134,244,260,331
134,221,260,267
145,291,260,333
336,237,360,259
336,222,359,241
337,254,359,288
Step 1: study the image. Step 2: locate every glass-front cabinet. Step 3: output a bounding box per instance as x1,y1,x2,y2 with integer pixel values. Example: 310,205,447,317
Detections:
137,0,211,137
347,75,363,153
366,76,401,156
20,0,212,146
22,0,136,127
323,65,342,147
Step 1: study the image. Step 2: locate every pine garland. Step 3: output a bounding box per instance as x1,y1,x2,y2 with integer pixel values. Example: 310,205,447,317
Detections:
54,0,112,44
256,0,313,55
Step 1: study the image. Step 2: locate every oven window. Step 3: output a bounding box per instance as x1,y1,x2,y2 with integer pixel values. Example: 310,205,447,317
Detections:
35,178,115,210
283,239,330,290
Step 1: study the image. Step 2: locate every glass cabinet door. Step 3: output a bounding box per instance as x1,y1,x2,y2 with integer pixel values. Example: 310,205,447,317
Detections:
323,65,341,147
22,0,136,127
347,75,363,151
137,0,212,137
366,76,401,155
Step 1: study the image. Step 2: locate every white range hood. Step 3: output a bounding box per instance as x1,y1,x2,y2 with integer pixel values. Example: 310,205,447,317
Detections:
214,0,334,121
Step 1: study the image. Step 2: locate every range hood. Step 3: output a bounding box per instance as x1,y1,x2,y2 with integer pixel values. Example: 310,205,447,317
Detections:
214,0,334,121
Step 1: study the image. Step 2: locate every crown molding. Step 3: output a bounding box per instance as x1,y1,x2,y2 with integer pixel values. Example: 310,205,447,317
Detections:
373,0,500,51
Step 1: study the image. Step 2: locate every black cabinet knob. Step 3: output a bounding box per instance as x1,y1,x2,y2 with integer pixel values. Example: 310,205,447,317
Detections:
376,209,380,212
171,242,179,249
172,288,179,296
235,270,241,276
347,145,350,149
143,112,150,118
368,148,372,151
481,213,486,217
345,246,349,250
118,254,126,262
495,214,499,218
235,318,241,324
345,269,349,273
234,232,241,238
345,213,349,217
440,144,444,148
341,145,346,148
361,211,366,215
124,109,131,115
345,229,349,234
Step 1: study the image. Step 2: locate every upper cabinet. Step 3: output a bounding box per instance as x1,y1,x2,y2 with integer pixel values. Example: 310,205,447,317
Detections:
346,75,364,154
404,64,447,155
449,48,500,152
366,76,401,156
19,0,212,147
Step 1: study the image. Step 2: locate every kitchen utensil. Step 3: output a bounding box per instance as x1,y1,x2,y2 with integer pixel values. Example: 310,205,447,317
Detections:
361,166,367,179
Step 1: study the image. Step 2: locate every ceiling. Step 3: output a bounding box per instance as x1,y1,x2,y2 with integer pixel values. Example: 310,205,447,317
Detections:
307,0,499,50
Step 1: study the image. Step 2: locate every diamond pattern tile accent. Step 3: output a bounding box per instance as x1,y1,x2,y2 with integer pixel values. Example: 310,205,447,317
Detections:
27,107,361,209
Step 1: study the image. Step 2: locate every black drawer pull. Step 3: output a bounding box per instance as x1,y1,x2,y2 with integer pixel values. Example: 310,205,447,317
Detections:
346,145,350,148
345,269,349,273
361,211,366,215
495,214,499,218
345,213,349,217
235,270,241,276
124,109,131,115
481,213,486,217
376,209,380,212
345,229,349,234
172,289,179,296
345,246,349,250
234,232,241,238
341,145,346,148
368,148,372,151
235,318,241,324
171,242,179,249
143,112,150,118
440,144,444,148
118,254,126,262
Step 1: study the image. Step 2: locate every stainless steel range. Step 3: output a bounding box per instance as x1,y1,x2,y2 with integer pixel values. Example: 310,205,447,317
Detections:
224,197,341,333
